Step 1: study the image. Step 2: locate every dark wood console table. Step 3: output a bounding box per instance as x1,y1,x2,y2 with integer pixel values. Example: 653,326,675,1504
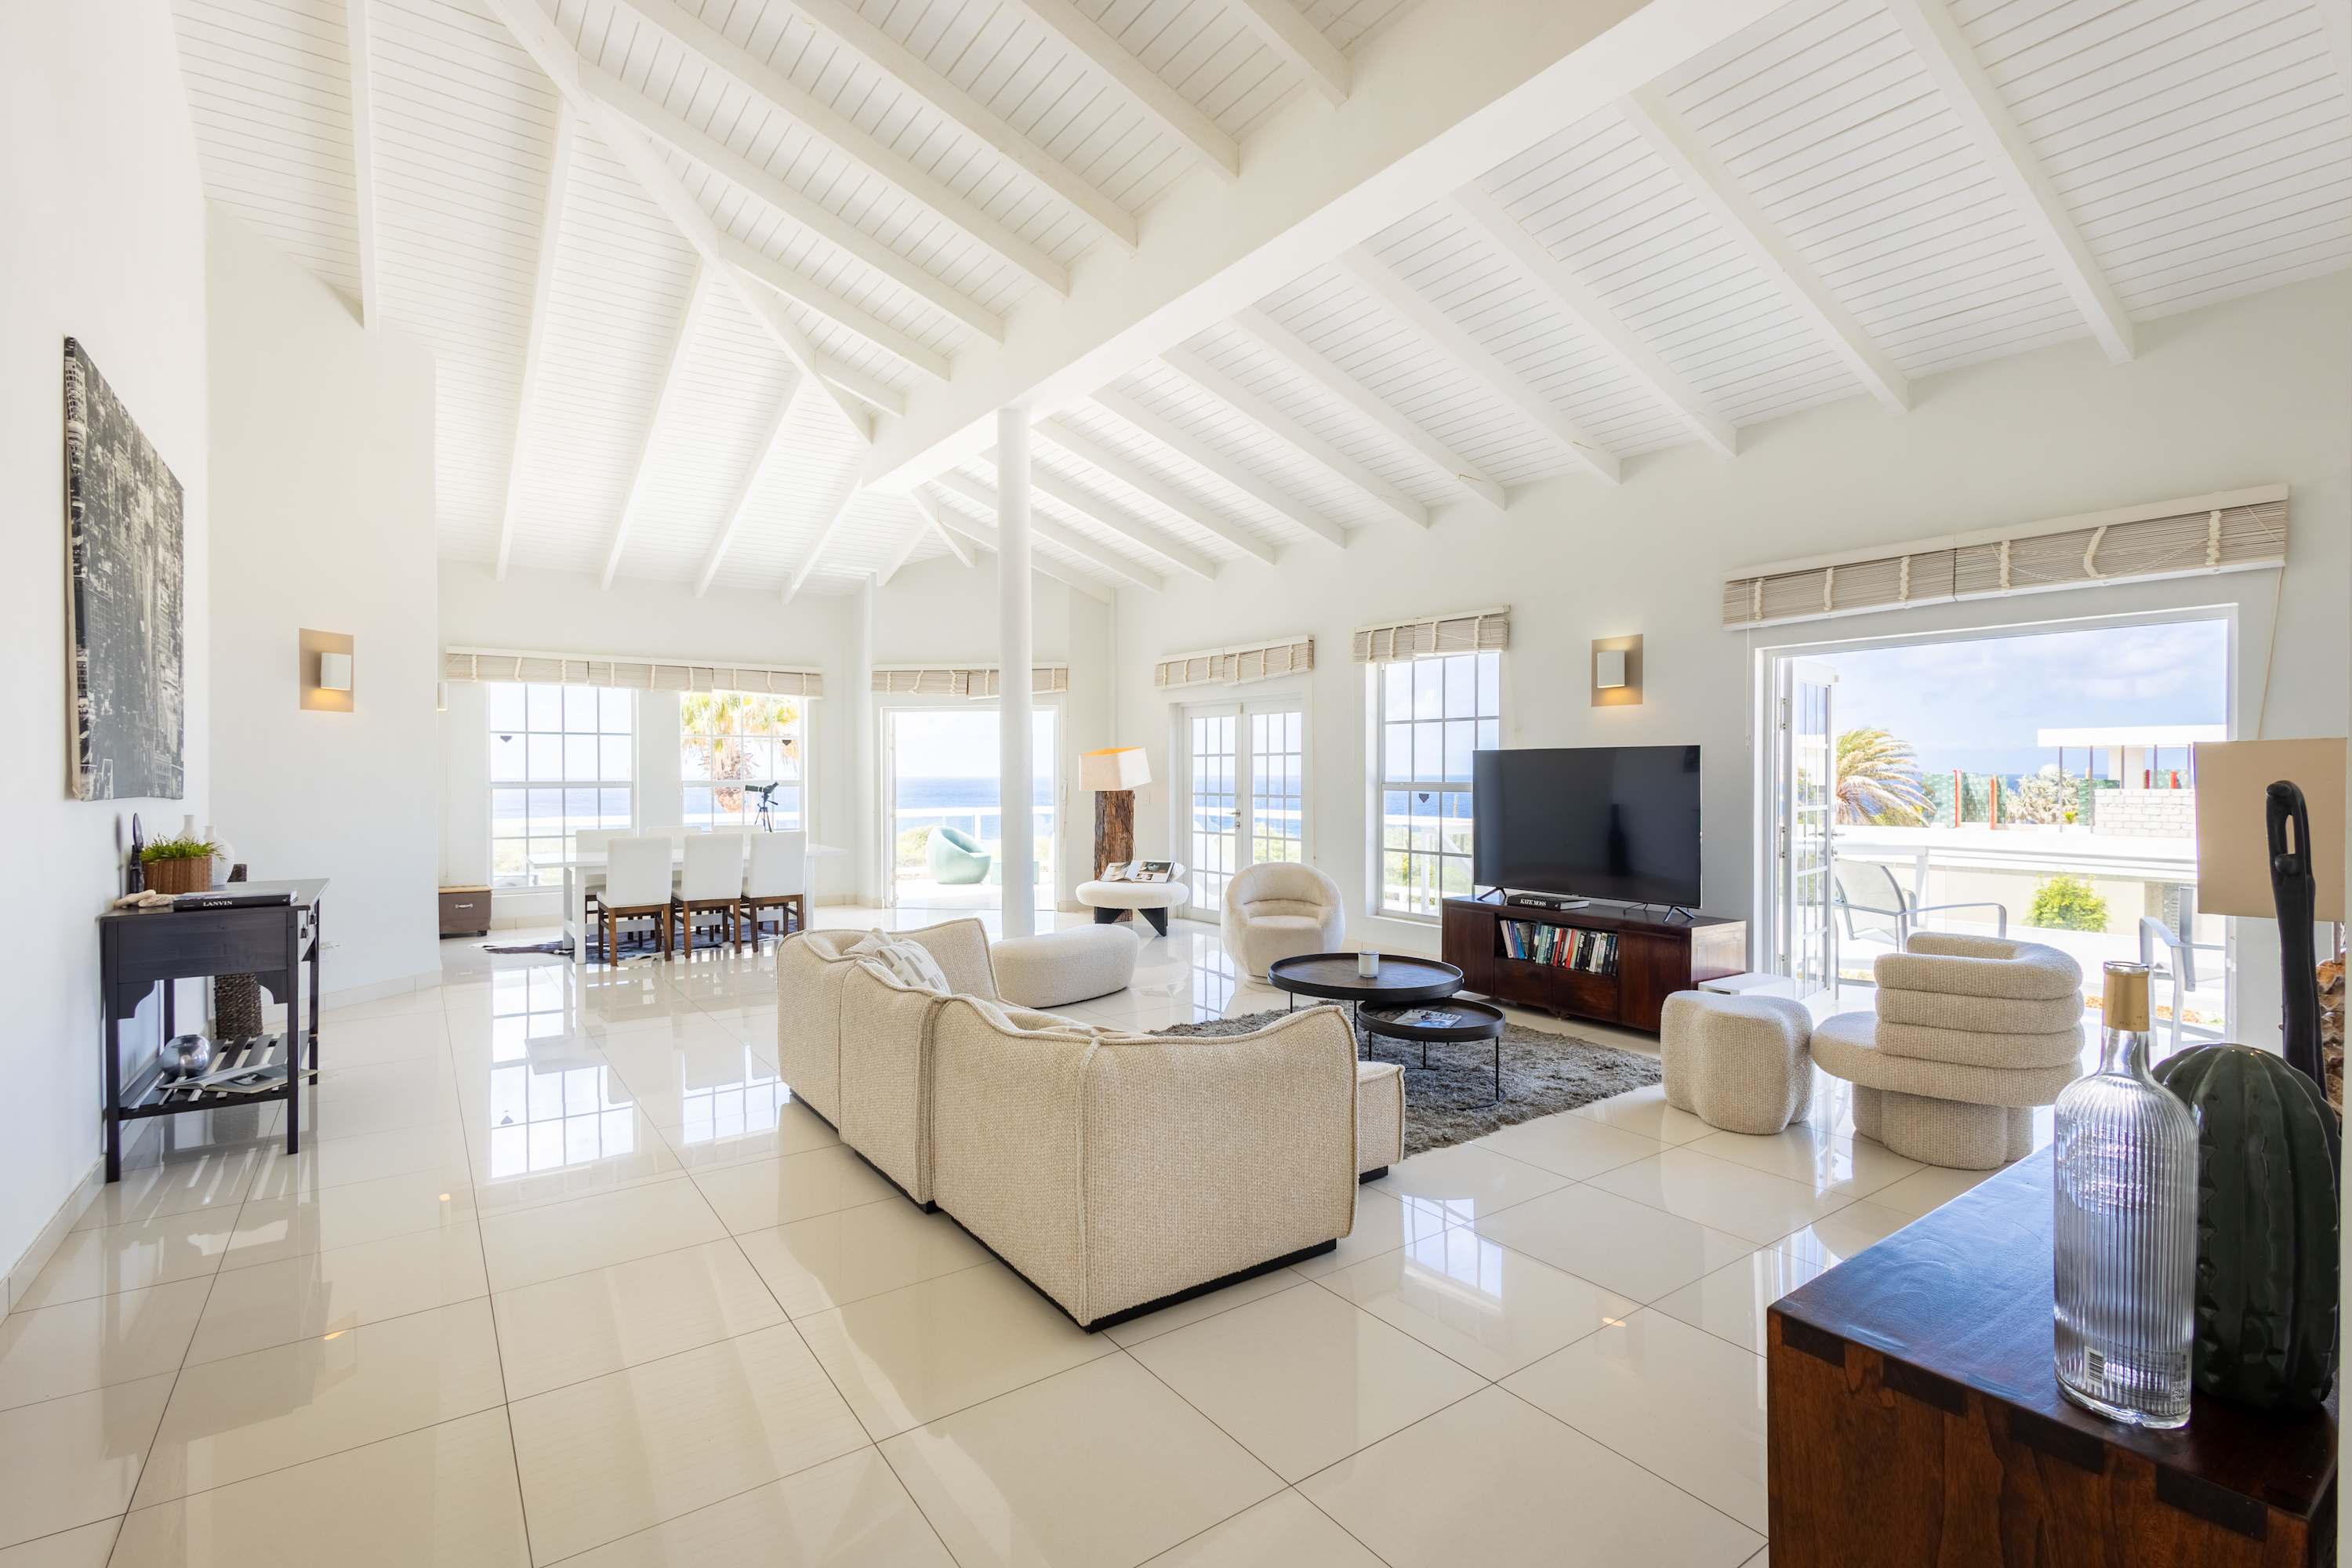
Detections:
1439,895,1744,1033
99,879,325,1180
1768,1152,2336,1566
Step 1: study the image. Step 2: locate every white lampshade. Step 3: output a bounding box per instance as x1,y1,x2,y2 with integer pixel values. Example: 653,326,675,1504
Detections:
1081,746,1150,792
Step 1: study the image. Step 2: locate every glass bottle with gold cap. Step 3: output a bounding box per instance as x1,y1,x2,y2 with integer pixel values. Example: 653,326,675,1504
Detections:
2052,960,2199,1428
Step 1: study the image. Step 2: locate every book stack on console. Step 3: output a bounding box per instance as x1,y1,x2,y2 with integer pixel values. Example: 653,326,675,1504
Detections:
1501,920,1618,975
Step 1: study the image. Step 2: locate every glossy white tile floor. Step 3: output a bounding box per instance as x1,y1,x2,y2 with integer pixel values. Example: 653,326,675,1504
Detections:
2,906,2045,1566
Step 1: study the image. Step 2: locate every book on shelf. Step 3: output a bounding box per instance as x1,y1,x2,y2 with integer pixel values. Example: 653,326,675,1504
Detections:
1498,920,1618,975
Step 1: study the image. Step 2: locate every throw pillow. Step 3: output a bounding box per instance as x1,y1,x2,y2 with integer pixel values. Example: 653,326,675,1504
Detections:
877,939,952,994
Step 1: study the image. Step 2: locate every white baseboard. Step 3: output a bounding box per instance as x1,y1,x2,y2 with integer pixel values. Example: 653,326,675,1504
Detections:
6,1157,102,1315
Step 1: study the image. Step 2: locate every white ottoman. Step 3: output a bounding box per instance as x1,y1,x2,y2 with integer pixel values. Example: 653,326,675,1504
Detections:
1660,991,1816,1135
992,925,1141,1009
1076,877,1189,937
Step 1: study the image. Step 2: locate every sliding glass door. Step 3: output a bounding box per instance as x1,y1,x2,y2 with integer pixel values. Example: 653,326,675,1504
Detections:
884,705,1058,913
1180,698,1305,922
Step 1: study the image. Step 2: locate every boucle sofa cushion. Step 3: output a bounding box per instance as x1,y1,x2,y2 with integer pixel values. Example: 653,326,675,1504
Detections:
1874,933,2082,1000
1874,1018,2085,1071
1810,1011,2078,1106
1873,985,2085,1036
991,925,1141,1010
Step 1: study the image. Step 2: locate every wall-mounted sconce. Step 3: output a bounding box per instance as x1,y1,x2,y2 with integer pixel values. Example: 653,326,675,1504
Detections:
300,629,355,712
1592,634,1642,707
435,681,449,714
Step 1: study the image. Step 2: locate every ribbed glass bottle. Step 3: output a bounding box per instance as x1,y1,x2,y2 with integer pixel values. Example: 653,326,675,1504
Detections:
2051,962,2199,1428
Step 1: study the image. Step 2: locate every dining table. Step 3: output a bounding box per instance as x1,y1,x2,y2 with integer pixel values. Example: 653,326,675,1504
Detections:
528,838,844,970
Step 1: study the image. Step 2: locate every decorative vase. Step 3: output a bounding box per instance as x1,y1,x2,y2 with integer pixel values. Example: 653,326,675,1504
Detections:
2151,1043,2341,1410
2052,962,2199,1428
162,1033,213,1081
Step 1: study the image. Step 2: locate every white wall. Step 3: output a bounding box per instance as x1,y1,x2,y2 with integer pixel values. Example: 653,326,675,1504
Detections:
437,563,858,911
0,5,212,1293
1112,275,2352,1046
208,211,441,1002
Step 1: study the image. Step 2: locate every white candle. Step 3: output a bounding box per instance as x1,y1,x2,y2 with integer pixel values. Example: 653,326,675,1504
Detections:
1357,951,1379,978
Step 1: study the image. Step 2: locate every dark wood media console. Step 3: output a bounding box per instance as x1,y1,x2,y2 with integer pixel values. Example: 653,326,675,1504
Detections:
1439,895,1746,1033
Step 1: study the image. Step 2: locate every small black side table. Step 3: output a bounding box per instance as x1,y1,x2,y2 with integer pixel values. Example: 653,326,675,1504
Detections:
1360,999,1509,1099
98,880,325,1181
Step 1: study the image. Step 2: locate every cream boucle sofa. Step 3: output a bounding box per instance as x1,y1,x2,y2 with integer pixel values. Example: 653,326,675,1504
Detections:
775,919,998,1127
928,995,1363,1327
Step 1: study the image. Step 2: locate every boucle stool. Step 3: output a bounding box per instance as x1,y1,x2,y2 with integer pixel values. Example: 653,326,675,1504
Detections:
1660,992,1816,1135
991,925,1140,1010
1810,1012,2076,1169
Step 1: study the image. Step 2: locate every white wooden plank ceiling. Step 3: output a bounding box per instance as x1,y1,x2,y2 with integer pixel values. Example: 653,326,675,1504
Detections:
174,0,2350,597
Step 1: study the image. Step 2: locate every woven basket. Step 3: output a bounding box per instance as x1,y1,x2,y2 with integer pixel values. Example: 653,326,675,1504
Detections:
142,856,212,895
214,975,265,1040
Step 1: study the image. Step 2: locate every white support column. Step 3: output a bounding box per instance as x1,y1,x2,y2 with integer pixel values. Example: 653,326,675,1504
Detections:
997,408,1036,938
849,574,878,906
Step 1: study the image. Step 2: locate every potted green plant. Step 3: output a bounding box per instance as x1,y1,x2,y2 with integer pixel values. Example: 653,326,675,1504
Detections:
140,834,219,895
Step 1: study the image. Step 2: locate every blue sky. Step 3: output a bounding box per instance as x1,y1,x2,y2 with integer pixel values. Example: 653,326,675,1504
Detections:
1816,618,2227,777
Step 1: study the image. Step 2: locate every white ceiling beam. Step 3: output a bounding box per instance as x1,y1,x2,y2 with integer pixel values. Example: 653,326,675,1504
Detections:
779,0,1138,255
585,64,1004,341
485,0,875,442
601,263,711,590
1333,246,1621,485
1091,388,1348,550
862,0,1785,492
785,485,860,602
878,509,931,586
917,489,1116,602
931,471,1165,590
1000,0,1240,183
1619,90,1910,412
494,113,579,580
1450,184,1737,458
1881,0,2133,364
1009,460,1220,580
719,234,950,382
344,0,380,327
1222,0,1348,107
1225,306,1505,513
906,491,976,569
1160,346,1429,526
1032,417,1280,564
818,358,904,419
617,0,1071,296
694,379,800,597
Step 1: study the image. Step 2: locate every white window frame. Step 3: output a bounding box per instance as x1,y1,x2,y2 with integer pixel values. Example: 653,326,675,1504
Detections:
1367,650,1501,921
874,693,1065,911
486,681,637,888
1174,695,1309,923
678,689,808,832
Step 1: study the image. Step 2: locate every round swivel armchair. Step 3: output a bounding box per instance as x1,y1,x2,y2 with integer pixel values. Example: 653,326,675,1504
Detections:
1221,861,1346,979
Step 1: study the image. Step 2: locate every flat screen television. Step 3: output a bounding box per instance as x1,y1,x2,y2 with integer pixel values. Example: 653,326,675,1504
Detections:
1471,744,1703,906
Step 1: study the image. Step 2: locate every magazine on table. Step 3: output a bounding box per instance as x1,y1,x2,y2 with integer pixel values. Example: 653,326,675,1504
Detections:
1391,1007,1463,1029
1128,861,1174,884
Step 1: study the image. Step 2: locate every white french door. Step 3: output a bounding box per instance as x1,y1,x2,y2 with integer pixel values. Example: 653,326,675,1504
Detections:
1771,659,1839,996
1180,698,1305,922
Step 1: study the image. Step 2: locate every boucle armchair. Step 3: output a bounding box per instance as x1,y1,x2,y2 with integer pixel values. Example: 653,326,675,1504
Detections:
1221,861,1346,978
775,919,997,1124
928,997,1362,1328
1812,932,2086,1169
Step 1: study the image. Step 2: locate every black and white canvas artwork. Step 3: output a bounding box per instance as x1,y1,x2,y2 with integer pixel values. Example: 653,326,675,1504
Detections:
64,337,185,801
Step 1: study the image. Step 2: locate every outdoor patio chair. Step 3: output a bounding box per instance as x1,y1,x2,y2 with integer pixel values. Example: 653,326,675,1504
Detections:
1833,861,2008,953
927,826,993,886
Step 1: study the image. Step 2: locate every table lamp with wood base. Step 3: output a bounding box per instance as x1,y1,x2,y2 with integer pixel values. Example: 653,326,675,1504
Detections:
1082,746,1150,884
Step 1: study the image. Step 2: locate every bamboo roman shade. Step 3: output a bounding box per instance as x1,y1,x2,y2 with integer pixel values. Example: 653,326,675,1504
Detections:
871,665,1070,697
1152,636,1314,690
1351,607,1511,663
442,648,823,697
1721,488,2288,630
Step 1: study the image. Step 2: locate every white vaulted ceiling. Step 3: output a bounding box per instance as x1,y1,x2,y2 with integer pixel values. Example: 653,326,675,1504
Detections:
174,0,2351,599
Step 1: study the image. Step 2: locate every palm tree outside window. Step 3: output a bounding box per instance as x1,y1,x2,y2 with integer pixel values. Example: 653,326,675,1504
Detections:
681,690,804,830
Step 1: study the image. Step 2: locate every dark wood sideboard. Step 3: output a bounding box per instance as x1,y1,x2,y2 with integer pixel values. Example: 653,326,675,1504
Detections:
1769,1152,2337,1566
1439,895,1745,1033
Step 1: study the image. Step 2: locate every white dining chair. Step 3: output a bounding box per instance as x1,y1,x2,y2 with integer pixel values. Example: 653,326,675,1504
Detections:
575,829,618,920
675,833,746,956
739,831,807,947
601,836,677,963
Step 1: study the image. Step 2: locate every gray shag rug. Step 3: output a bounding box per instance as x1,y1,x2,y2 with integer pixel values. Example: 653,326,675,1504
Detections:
1153,1008,1662,1159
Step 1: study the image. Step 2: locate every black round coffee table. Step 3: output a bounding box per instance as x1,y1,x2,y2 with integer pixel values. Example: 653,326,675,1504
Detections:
1266,952,1464,1009
1359,998,1509,1100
